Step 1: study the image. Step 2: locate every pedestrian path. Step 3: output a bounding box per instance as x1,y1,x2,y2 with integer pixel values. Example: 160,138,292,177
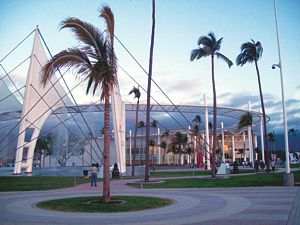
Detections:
0,177,299,225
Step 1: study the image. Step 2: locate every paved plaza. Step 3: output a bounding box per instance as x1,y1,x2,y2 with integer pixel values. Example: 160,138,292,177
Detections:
0,177,299,225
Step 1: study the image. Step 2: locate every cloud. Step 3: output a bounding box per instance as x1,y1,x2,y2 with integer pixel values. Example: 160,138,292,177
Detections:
215,91,300,134
218,92,260,108
286,98,300,107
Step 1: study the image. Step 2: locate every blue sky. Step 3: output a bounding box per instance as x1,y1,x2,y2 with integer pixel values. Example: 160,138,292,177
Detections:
0,0,300,134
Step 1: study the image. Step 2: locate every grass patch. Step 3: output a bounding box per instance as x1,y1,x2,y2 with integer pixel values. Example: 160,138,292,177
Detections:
0,176,90,192
150,170,211,177
150,169,253,178
36,196,172,212
140,171,300,189
294,170,300,185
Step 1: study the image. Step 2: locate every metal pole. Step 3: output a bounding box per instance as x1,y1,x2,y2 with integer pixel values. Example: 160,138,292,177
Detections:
273,0,290,174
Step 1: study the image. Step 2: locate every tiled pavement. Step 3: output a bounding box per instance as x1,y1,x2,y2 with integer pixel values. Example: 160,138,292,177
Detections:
0,179,299,225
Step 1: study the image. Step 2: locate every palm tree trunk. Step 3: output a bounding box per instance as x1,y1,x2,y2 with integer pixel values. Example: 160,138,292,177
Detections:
211,55,217,177
131,99,139,177
103,91,111,203
145,0,155,182
254,60,270,171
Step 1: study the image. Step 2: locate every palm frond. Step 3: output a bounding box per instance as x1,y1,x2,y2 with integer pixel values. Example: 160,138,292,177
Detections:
215,37,223,52
190,48,209,61
99,5,115,45
216,52,233,68
129,86,141,99
237,112,252,130
59,18,104,57
207,32,216,44
197,35,213,48
41,48,91,86
240,42,255,52
236,47,255,66
256,41,263,59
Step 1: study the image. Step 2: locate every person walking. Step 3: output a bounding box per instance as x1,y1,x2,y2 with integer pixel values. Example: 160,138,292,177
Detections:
91,163,99,187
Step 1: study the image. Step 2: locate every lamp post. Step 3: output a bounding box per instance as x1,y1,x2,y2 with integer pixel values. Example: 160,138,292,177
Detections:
272,0,293,185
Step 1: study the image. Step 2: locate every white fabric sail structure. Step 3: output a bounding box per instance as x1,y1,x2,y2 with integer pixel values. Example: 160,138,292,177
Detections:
13,28,71,174
111,83,126,174
0,79,22,115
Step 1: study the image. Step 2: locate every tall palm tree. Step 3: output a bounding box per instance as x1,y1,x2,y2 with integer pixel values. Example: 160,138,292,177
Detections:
237,112,256,164
191,32,233,177
41,6,117,203
145,0,156,182
129,86,141,176
236,39,270,171
99,6,116,203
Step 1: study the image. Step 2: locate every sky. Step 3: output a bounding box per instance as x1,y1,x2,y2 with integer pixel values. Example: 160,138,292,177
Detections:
0,0,300,135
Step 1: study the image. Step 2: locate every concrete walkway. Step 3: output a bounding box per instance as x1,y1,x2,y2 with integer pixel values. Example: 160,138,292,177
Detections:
0,177,299,225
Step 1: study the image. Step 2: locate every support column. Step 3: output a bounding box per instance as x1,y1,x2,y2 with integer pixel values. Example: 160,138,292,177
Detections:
243,131,247,162
204,94,211,170
232,134,235,162
157,128,161,164
221,122,225,163
202,134,205,163
254,134,258,160
260,115,265,163
129,130,132,165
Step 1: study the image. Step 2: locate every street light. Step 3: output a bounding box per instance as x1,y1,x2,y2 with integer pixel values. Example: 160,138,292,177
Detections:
272,0,293,186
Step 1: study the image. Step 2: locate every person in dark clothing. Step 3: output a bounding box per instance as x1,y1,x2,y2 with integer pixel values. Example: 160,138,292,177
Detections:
254,160,259,173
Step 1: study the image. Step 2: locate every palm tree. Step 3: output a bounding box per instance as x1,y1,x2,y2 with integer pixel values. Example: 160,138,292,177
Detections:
267,131,276,160
192,115,202,165
129,86,141,176
191,32,233,177
237,112,256,163
173,131,188,165
161,129,170,163
236,39,270,171
145,0,156,182
288,128,298,152
40,6,116,203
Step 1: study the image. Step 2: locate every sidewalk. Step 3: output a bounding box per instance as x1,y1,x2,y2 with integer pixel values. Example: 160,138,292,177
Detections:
0,177,299,225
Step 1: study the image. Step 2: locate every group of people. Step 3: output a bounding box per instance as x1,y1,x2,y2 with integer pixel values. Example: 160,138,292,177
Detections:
254,160,264,173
